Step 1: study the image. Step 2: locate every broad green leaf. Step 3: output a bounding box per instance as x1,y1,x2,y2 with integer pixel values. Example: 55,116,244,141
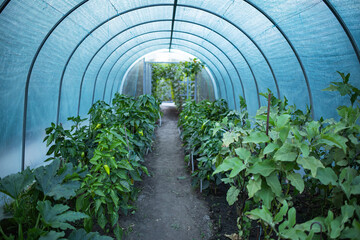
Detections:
39,231,65,240
276,114,291,128
68,229,113,240
248,160,277,177
0,167,34,199
247,177,262,198
256,185,274,209
279,127,290,143
235,147,251,160
266,172,282,196
288,207,296,228
243,131,270,144
263,143,279,155
317,133,348,153
330,217,342,238
340,219,360,239
299,143,309,157
306,121,320,140
48,181,81,200
34,159,81,200
287,172,304,193
341,204,355,225
274,201,288,223
37,200,88,230
222,131,239,147
226,186,240,206
316,167,338,185
274,143,298,162
246,206,274,227
297,156,324,177
213,157,245,176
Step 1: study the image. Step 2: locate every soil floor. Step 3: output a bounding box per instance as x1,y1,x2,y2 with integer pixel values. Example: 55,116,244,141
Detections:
119,103,213,240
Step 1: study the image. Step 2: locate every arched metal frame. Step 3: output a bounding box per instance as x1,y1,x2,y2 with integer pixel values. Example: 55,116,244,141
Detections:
77,19,263,116
96,32,242,108
113,43,224,103
96,37,234,109
322,0,360,63
96,30,237,104
3,0,355,170
107,39,232,105
0,0,11,14
169,0,178,51
243,0,314,117
58,4,287,126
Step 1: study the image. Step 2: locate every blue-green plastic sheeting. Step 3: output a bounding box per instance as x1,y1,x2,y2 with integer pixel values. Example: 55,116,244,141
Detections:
0,0,359,177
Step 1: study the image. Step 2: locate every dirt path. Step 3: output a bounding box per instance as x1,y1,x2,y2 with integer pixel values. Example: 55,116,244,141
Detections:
120,103,212,240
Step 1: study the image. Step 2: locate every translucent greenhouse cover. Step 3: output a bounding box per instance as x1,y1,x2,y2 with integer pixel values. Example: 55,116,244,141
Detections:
0,0,359,178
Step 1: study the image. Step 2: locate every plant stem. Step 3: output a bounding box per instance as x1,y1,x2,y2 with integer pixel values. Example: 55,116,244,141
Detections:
35,195,47,229
0,225,11,240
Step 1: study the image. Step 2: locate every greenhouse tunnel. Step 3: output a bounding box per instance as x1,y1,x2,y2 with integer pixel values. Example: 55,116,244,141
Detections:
0,0,359,179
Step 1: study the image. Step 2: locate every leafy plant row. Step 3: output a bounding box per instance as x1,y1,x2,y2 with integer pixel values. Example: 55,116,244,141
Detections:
0,94,161,240
178,72,360,239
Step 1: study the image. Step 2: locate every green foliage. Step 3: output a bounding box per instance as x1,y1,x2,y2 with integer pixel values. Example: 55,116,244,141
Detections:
179,72,360,239
151,58,205,111
0,158,91,240
1,94,160,240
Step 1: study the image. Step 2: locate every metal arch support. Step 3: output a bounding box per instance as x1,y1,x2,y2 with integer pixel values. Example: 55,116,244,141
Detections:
169,0,178,51
106,30,241,105
59,3,283,125
175,30,247,104
99,31,242,109
177,4,280,101
21,0,89,171
110,43,225,103
56,4,178,124
243,0,314,118
78,19,260,116
100,37,236,109
322,0,360,63
77,19,165,116
0,0,11,13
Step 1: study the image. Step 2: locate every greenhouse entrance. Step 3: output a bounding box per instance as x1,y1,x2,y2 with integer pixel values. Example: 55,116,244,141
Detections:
120,49,217,103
